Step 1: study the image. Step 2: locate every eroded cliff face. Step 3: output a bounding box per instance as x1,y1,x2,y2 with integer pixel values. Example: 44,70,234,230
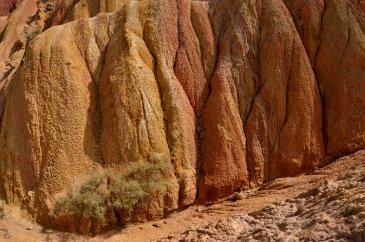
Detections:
0,0,364,234
283,0,365,161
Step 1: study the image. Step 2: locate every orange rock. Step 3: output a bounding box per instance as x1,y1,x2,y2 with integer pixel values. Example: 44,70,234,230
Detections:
0,0,22,16
0,0,38,81
285,0,365,159
0,0,364,233
316,0,365,158
200,64,249,201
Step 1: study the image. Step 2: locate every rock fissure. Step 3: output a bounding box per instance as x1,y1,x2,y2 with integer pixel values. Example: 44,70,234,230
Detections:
0,0,364,234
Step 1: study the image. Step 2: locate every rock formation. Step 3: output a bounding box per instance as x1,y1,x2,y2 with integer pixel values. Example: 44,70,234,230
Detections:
283,0,365,161
0,0,364,234
0,0,22,17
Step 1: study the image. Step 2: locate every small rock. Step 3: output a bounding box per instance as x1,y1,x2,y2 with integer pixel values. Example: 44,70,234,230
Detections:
229,192,246,202
152,223,161,228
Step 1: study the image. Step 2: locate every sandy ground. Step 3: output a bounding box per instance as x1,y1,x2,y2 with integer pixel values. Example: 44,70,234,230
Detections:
0,150,364,242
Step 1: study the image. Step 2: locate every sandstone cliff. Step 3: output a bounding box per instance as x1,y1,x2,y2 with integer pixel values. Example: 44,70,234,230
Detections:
0,0,364,234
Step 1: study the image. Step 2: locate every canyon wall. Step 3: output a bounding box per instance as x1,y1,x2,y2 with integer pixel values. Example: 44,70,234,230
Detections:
0,0,364,234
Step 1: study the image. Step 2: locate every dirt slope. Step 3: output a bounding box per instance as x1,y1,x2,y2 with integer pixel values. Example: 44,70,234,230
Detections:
157,150,365,241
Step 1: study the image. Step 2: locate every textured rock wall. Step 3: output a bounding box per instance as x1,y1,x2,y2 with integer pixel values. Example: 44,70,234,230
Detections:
0,0,364,233
0,0,22,17
0,0,37,81
283,0,365,160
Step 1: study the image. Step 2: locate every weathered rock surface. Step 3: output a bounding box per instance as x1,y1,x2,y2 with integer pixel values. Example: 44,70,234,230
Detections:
283,0,365,160
0,0,363,234
0,0,38,80
0,0,22,17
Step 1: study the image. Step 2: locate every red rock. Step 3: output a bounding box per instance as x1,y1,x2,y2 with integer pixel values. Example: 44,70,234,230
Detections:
284,0,365,159
0,0,22,16
0,0,364,233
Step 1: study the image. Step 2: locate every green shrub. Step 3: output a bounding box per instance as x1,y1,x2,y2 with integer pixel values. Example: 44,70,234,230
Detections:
53,162,171,222
26,29,41,43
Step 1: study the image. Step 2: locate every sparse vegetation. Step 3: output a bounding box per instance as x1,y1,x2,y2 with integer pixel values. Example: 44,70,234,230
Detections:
26,29,41,43
53,162,172,223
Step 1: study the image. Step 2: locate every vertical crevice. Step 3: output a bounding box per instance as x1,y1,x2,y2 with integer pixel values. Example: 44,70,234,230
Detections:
195,0,225,201
312,0,327,164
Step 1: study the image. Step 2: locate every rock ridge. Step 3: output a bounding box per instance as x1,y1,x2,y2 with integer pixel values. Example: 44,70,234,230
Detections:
0,0,363,234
